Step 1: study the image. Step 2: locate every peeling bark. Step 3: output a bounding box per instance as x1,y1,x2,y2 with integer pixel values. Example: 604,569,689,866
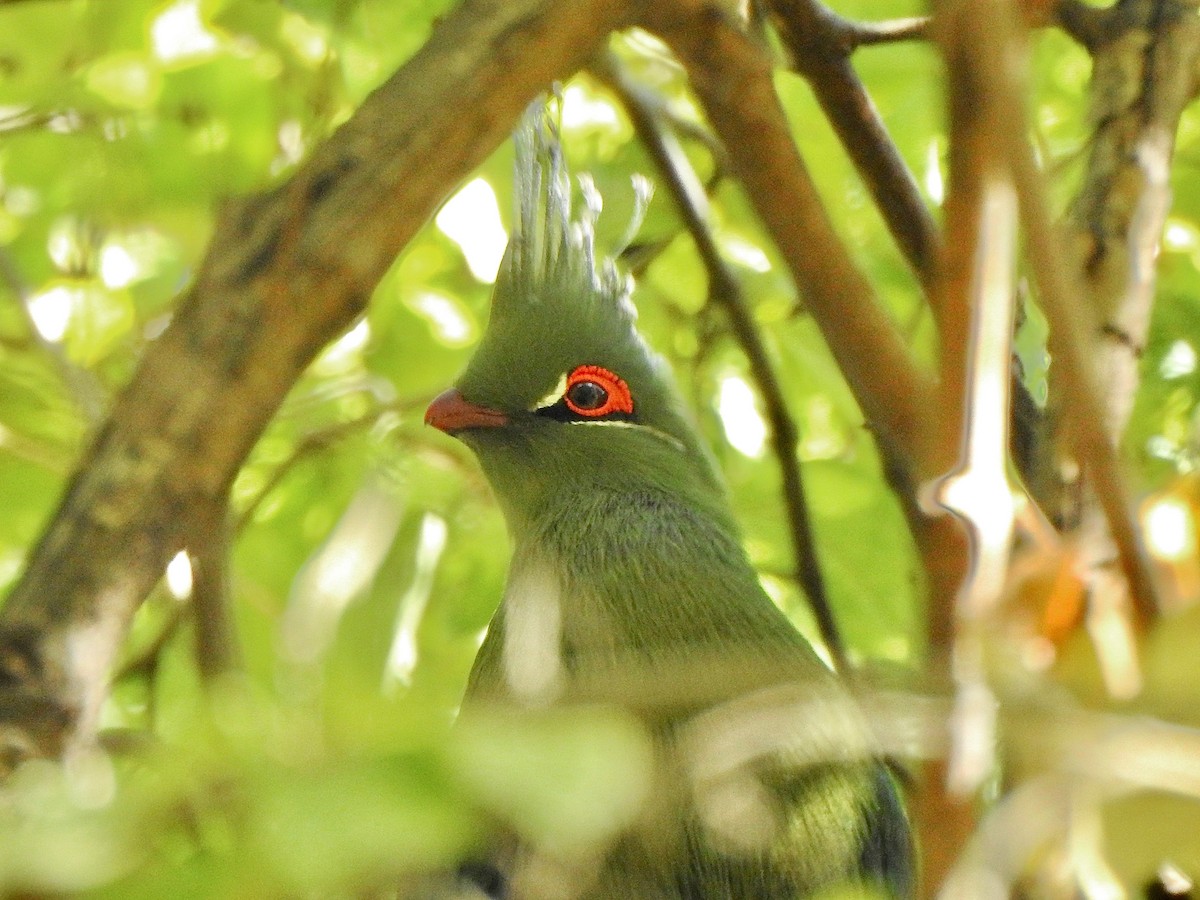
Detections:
1068,0,1200,445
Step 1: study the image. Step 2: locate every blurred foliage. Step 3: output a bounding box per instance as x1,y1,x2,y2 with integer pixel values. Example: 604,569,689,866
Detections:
1,0,1200,895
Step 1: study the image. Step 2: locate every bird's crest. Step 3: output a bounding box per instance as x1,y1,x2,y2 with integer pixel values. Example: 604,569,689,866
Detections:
458,95,655,411
499,95,649,317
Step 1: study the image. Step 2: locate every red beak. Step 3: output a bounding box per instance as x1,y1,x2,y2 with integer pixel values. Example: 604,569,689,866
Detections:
424,388,508,434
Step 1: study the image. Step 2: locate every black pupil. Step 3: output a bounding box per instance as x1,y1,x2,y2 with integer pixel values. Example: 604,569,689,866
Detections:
568,380,608,411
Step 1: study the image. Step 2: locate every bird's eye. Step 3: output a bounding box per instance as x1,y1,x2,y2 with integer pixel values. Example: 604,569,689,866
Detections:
567,380,607,411
562,365,633,418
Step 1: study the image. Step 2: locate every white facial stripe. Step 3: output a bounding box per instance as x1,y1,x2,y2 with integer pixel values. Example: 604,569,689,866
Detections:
567,418,686,451
531,372,568,411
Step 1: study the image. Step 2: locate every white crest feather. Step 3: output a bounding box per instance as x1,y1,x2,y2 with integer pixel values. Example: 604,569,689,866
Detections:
503,94,632,309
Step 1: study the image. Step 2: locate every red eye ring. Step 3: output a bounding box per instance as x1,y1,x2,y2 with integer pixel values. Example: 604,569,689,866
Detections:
564,365,633,418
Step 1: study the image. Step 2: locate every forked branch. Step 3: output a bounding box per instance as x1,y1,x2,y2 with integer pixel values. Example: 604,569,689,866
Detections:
641,0,938,482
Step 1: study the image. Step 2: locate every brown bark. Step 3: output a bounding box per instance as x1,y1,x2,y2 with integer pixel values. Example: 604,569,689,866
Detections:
767,0,943,306
1053,0,1200,622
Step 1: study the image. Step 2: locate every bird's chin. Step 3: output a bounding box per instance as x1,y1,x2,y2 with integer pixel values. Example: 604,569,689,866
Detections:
451,426,523,467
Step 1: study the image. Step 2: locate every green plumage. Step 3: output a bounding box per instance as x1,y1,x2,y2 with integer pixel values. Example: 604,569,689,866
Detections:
436,102,913,899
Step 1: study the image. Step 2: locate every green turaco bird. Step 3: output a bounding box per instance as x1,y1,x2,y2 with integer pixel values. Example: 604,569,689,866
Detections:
425,102,913,899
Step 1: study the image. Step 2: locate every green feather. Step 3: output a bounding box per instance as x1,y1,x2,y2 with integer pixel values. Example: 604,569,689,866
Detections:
443,98,913,899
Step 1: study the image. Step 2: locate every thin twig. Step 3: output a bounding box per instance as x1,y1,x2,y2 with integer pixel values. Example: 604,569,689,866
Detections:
189,497,238,682
0,427,74,474
112,597,187,686
0,108,69,135
835,15,932,50
767,0,942,307
593,50,849,674
0,248,106,422
120,408,406,690
1013,147,1160,625
234,400,419,531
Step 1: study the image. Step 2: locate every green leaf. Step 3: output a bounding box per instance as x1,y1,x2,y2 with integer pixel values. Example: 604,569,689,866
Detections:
451,707,653,854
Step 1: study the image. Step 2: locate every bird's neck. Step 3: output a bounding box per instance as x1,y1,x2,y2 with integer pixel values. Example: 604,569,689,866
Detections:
465,484,828,709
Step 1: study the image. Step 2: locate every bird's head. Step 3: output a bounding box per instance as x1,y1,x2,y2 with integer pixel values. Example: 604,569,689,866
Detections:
425,102,722,532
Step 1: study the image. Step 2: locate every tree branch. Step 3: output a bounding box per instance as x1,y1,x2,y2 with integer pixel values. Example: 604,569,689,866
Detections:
839,16,931,49
1035,0,1200,628
1053,0,1128,51
766,0,942,307
592,51,849,674
1063,0,1200,454
111,595,186,699
907,0,1028,885
1016,150,1161,627
641,0,938,487
188,498,237,683
765,0,1057,505
0,0,636,767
